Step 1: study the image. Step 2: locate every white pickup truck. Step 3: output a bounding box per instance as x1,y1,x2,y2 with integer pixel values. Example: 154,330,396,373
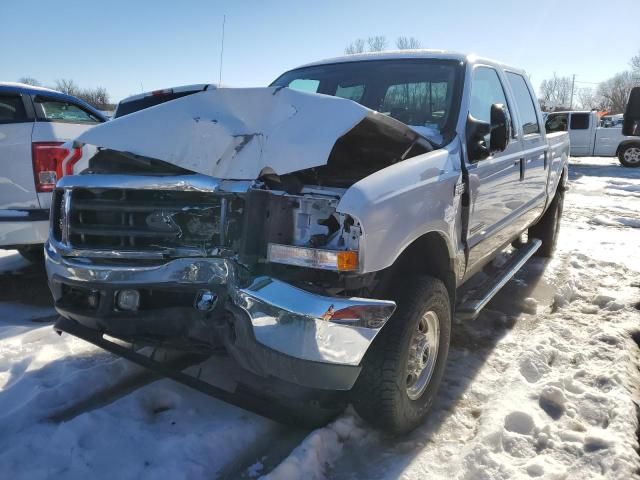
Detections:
0,83,106,261
545,110,640,167
46,51,569,433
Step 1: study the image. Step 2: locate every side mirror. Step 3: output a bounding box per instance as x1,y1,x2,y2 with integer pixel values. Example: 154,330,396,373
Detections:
489,104,510,152
623,86,640,137
466,103,510,162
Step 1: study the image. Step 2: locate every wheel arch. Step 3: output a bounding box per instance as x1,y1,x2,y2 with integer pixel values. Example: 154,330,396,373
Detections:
616,140,640,157
378,231,456,308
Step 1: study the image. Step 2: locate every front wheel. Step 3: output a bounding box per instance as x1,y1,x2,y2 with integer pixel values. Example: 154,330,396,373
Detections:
351,275,451,434
618,144,640,168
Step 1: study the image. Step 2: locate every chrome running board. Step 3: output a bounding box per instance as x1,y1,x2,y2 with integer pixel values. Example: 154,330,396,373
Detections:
456,239,542,321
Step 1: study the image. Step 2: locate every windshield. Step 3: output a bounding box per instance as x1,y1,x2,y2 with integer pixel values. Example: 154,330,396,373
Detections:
271,59,463,145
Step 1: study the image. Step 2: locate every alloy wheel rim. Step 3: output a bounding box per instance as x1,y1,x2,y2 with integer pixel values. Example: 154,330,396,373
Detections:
624,147,640,164
406,310,440,400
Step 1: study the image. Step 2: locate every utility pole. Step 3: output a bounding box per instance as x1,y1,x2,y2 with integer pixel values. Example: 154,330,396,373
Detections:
569,74,576,109
218,15,226,86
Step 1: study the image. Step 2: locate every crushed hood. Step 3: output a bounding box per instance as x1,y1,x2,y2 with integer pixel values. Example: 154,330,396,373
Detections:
77,87,429,180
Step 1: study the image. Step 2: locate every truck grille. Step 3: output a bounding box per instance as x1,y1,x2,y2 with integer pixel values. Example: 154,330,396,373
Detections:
52,188,242,254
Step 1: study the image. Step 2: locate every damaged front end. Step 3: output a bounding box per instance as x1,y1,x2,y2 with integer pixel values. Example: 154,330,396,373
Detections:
46,172,395,390
46,87,430,391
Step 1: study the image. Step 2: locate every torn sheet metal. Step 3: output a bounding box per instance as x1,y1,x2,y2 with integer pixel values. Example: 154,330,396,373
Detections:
75,87,424,180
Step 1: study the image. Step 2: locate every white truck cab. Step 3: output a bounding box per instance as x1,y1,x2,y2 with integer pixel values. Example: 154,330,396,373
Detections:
545,110,640,166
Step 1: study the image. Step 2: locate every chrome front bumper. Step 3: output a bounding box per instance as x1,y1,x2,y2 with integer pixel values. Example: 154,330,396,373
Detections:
45,241,395,368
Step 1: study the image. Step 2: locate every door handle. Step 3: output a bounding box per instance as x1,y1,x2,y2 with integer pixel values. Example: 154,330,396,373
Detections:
518,158,525,181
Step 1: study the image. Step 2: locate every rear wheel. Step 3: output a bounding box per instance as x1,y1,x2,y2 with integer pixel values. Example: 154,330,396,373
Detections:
352,275,451,434
618,144,640,167
17,245,44,264
529,188,564,258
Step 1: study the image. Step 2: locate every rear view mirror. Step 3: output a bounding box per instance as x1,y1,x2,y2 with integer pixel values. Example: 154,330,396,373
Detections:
623,87,640,136
489,104,510,152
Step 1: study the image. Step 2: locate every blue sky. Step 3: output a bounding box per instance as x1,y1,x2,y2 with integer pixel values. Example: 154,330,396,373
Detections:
3,0,638,103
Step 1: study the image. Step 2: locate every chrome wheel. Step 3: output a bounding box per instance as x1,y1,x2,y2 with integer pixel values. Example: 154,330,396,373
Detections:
406,310,440,400
623,147,640,164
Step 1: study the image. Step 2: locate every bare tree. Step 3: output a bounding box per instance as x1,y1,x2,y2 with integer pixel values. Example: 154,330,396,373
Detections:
18,77,41,86
396,36,421,50
346,35,421,54
345,38,366,55
367,36,388,52
631,50,640,75
576,87,600,110
597,71,638,113
55,79,80,96
77,86,110,110
539,74,572,109
576,87,611,111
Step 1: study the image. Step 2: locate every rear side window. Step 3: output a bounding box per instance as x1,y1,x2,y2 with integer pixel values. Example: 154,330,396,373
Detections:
570,113,590,130
545,113,568,133
506,72,540,135
0,94,27,123
36,97,101,123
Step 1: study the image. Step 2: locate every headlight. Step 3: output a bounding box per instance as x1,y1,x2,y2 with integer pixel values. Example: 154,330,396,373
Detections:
267,243,358,272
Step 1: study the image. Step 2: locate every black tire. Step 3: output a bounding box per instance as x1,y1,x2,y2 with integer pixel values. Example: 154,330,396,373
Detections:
529,189,564,258
618,144,640,168
17,245,45,264
351,275,451,434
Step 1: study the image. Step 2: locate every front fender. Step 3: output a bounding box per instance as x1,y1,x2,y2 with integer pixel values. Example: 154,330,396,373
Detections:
337,144,462,273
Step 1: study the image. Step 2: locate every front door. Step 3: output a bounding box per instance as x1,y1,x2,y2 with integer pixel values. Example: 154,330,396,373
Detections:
465,66,523,275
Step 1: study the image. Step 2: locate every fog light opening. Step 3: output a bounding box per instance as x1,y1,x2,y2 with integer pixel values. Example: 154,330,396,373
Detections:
116,289,140,311
195,290,218,312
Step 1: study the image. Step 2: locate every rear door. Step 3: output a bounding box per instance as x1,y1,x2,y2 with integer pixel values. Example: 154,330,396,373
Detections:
594,124,623,156
465,66,523,272
31,95,103,207
567,112,592,155
0,92,39,210
504,72,547,219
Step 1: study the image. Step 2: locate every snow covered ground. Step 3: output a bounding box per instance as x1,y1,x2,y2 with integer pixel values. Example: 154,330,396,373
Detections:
0,156,639,479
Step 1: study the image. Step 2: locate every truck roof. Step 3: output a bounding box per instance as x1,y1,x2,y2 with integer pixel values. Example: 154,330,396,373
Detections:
0,82,107,121
0,81,61,96
295,49,526,75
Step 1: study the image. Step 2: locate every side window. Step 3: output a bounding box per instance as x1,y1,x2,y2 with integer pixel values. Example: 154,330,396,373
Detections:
506,72,540,135
0,94,28,124
35,97,101,123
287,79,320,94
469,67,512,141
570,113,590,130
545,113,568,133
